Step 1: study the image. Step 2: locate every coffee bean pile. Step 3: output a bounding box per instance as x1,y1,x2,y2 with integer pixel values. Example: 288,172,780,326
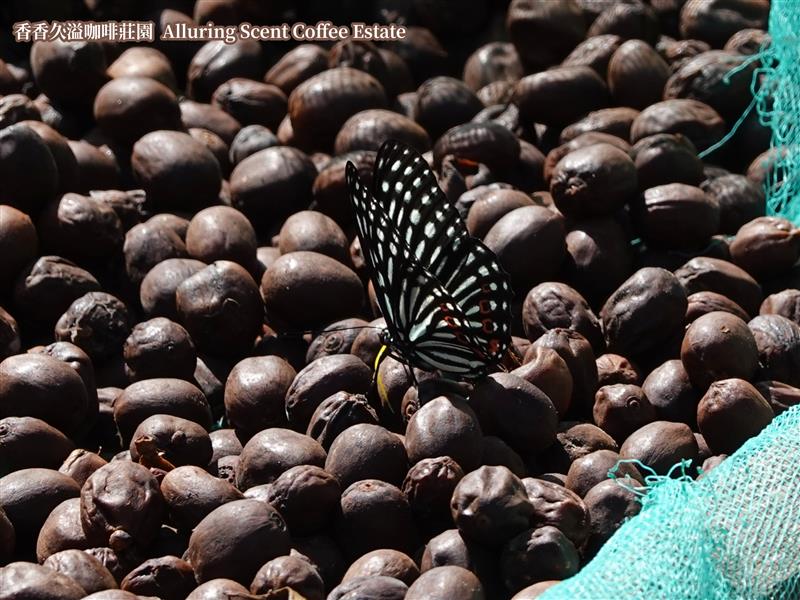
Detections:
0,0,784,598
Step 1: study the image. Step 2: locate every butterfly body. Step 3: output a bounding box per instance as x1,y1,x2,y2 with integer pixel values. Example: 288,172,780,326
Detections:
348,140,513,381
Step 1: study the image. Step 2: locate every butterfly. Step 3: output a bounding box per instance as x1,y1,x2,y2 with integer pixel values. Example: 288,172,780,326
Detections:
346,139,513,381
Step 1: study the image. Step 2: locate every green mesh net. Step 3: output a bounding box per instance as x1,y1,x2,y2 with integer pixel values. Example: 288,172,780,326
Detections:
540,404,800,600
752,0,799,221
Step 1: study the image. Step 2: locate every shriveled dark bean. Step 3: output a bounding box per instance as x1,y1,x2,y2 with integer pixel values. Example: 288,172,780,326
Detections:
748,315,800,387
530,329,599,419
18,120,79,194
0,562,85,599
601,268,687,363
120,555,196,600
587,1,659,43
403,456,464,534
582,478,640,557
59,449,107,488
686,291,749,323
560,107,640,144
761,289,800,325
507,0,587,71
522,282,603,353
698,378,773,455
681,311,759,390
236,428,326,490
224,356,294,441
31,41,109,108
596,354,641,387
93,77,182,146
702,174,766,235
465,188,534,240
544,132,631,184
607,40,670,109
336,479,419,559
113,378,212,444
471,373,558,456
187,39,263,102
230,146,317,232
0,124,59,213
0,353,89,438
562,34,623,77
335,109,430,155
563,217,633,305
631,134,704,190
523,477,590,549
44,549,117,595
483,205,566,292
160,466,243,531
186,499,290,585
729,217,800,279
212,78,286,131
550,143,637,219
123,317,196,382
107,46,177,90
514,66,609,127
0,417,75,475
139,252,206,315
451,465,533,548
593,383,656,443
664,51,754,121
501,526,579,594
289,68,387,152
179,99,242,145
328,39,390,90
680,0,768,49
327,423,408,488
675,256,763,318
565,449,643,497
619,420,699,475
630,99,725,152
129,414,212,468
433,122,520,174
415,76,483,141
633,183,719,250
250,554,324,599
80,461,164,550
310,150,374,228
463,42,524,91
35,498,91,562
176,261,262,358
284,354,372,431
642,359,701,426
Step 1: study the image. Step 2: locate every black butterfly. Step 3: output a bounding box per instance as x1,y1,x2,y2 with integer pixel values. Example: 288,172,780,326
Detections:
346,140,513,380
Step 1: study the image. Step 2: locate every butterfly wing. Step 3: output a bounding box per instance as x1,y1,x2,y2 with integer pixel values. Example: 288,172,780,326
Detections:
371,140,514,366
346,161,407,342
348,140,513,378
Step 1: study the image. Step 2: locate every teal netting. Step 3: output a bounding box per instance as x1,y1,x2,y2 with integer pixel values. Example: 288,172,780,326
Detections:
694,0,798,222
759,0,800,222
541,404,800,600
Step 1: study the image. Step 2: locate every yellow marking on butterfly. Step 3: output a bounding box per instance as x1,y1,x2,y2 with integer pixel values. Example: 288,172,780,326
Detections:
374,344,394,413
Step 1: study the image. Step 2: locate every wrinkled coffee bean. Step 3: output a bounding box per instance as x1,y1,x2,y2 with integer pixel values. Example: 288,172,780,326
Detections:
698,378,773,454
